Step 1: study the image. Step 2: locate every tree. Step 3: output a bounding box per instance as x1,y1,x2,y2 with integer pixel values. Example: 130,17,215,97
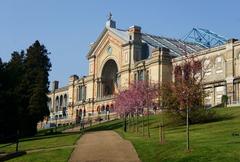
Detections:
22,40,51,135
115,81,158,137
0,52,25,150
221,95,228,107
0,41,51,139
162,56,209,151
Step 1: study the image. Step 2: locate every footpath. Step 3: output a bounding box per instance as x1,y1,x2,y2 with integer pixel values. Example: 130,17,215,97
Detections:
68,130,140,162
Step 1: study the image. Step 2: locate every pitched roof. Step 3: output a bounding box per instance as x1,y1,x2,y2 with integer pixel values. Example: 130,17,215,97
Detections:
142,33,205,57
87,26,206,59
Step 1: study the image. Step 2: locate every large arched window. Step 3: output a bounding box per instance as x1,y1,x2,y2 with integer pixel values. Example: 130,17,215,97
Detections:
101,59,118,96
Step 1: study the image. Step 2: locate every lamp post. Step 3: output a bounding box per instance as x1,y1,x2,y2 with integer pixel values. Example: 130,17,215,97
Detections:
88,98,93,127
55,114,58,132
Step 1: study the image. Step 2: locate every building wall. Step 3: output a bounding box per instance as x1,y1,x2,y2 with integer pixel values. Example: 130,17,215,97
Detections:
172,39,240,106
47,26,240,122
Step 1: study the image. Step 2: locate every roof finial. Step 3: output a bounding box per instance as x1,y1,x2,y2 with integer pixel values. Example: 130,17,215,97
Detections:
108,12,112,21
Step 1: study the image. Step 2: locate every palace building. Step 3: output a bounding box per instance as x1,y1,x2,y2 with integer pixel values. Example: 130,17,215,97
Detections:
47,17,240,124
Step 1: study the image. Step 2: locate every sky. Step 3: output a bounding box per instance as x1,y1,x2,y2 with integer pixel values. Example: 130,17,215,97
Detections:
1,0,240,87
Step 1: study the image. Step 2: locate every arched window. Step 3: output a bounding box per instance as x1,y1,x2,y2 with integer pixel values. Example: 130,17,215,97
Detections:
79,109,83,117
110,104,114,112
60,95,63,108
106,105,110,112
64,94,68,107
204,59,211,76
101,105,105,112
215,56,223,67
97,106,100,113
55,96,59,112
215,56,223,73
76,110,79,117
48,98,52,112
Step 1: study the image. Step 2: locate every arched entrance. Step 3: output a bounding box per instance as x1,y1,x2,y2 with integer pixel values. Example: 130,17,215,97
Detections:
100,59,119,97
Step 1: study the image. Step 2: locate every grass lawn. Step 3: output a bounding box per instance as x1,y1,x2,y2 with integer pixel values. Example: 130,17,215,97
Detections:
0,132,80,162
2,107,240,162
7,148,73,162
87,107,240,162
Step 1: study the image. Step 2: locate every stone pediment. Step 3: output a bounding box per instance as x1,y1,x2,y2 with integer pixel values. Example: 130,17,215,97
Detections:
87,26,129,59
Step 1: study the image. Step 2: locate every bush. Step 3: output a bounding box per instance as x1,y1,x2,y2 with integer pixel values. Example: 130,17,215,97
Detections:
221,95,228,107
166,107,218,125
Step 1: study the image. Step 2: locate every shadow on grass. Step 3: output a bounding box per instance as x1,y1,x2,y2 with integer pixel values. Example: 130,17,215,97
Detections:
85,119,123,132
0,131,81,149
19,131,80,143
0,151,26,161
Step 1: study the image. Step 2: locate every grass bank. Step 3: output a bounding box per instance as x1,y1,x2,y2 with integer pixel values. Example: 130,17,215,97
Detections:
0,131,80,162
87,107,240,162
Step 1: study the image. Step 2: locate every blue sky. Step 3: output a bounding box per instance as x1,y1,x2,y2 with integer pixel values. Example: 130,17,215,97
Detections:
0,0,240,86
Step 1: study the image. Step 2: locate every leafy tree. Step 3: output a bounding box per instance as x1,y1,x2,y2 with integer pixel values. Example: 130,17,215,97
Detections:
162,56,216,151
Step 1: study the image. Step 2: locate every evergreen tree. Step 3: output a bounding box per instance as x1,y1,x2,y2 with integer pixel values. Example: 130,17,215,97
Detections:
23,40,51,135
0,52,25,140
0,40,51,138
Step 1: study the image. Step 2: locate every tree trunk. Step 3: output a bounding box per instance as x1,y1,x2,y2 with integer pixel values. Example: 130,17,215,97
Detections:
186,104,190,151
147,107,150,137
15,130,19,152
160,111,165,144
136,110,139,133
132,113,135,132
142,112,144,136
124,114,127,132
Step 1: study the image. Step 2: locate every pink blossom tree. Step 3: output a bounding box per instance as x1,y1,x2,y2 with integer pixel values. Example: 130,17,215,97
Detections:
115,80,158,136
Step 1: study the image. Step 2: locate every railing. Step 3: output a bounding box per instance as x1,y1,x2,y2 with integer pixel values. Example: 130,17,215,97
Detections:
96,95,115,101
38,112,118,129
227,100,240,107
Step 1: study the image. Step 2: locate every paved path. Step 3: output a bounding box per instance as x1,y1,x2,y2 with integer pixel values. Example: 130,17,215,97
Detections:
68,131,140,162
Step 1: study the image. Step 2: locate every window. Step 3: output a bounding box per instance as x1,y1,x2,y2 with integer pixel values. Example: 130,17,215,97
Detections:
216,57,222,63
216,86,224,92
125,52,128,63
204,59,211,75
107,46,112,54
134,73,137,82
78,85,86,101
89,63,93,73
146,70,149,81
138,70,144,81
215,56,223,68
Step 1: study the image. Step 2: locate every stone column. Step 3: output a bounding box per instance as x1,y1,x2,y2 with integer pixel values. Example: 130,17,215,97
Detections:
97,80,99,98
100,79,103,98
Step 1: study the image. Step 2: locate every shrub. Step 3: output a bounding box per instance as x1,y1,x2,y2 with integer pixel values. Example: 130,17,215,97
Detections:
221,95,228,107
166,107,218,125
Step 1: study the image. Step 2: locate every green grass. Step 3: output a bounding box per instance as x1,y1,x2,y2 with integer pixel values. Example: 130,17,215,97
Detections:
87,107,240,162
3,107,240,162
0,132,80,161
1,133,80,153
7,148,73,162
